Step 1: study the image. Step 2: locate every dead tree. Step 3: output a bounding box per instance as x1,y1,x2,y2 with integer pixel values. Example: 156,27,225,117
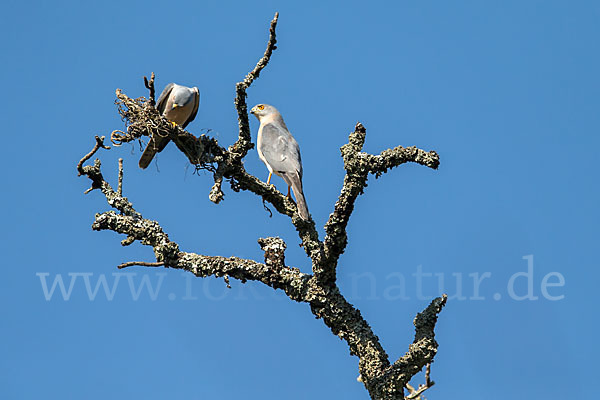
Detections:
77,13,446,400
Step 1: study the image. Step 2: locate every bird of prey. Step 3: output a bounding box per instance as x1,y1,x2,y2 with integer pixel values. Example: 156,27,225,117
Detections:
250,104,310,221
139,83,200,169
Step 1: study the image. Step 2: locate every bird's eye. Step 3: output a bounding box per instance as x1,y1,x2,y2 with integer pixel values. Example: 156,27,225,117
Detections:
257,105,265,110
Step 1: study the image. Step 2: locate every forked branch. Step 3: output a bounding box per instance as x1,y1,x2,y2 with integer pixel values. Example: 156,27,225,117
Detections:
77,12,446,400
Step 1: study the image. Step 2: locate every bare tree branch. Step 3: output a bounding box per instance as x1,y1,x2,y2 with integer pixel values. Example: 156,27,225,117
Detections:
117,158,123,196
230,11,279,160
77,135,109,176
404,363,435,400
143,71,156,106
77,13,446,400
118,261,164,269
91,209,312,302
388,295,447,394
320,123,440,284
77,136,139,218
78,130,445,400
405,382,434,400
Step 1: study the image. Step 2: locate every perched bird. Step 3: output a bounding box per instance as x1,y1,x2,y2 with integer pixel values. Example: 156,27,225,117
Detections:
139,83,200,169
250,104,310,221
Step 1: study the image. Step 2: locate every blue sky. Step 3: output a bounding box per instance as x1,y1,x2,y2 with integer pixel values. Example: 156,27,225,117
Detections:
1,1,598,399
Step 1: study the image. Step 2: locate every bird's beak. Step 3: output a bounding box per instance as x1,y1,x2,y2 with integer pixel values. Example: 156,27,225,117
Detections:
250,108,255,115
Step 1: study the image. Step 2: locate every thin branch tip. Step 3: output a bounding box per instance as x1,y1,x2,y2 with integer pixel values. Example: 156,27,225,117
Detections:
77,135,110,176
117,158,124,196
118,261,165,269
143,72,156,105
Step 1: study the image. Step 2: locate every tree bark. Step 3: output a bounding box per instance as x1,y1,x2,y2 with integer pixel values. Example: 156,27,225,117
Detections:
80,12,446,400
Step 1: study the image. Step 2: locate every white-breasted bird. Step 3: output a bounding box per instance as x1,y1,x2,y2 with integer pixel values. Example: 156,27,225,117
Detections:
250,104,310,221
139,83,200,169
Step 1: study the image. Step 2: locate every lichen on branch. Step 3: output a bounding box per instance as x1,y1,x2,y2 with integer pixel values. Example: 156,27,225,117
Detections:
77,12,446,400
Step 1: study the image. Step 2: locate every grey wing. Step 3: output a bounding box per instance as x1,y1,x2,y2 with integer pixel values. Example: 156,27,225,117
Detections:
260,122,302,176
156,83,175,114
181,87,200,129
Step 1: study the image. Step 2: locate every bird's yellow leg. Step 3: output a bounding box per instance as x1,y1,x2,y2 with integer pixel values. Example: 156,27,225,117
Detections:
287,185,291,199
266,172,272,186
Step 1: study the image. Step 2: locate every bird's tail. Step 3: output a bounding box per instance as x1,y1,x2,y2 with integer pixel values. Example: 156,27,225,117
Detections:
289,173,310,221
139,135,169,169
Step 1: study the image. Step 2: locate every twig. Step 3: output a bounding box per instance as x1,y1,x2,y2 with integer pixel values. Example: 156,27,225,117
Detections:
144,72,156,106
405,364,435,399
110,129,127,146
118,261,165,269
425,363,432,387
242,12,279,85
405,381,435,400
117,158,124,196
77,135,109,176
77,136,140,217
230,12,279,159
